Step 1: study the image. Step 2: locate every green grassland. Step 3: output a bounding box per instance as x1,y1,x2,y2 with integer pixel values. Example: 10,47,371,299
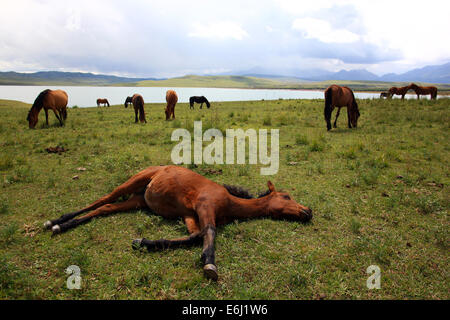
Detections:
0,97,448,299
132,75,450,93
2,72,450,93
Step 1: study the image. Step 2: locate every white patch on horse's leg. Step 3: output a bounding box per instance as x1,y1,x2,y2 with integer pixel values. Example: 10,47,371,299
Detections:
43,220,52,229
132,239,143,250
52,225,61,234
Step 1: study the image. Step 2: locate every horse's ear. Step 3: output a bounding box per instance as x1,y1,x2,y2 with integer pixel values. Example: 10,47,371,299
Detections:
267,181,276,192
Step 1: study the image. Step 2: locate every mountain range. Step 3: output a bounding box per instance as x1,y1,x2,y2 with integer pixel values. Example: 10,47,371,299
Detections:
0,62,449,85
218,62,450,84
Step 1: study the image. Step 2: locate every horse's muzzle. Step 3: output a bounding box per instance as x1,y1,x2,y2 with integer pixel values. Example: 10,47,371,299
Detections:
300,208,313,221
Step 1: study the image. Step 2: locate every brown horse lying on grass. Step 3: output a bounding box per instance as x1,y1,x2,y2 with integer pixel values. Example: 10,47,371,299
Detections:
96,98,110,107
43,165,312,281
124,94,146,123
409,83,438,100
165,90,178,120
27,89,68,128
324,84,360,131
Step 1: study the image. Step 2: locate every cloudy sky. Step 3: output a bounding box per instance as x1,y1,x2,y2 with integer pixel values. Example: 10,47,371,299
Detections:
1,0,449,78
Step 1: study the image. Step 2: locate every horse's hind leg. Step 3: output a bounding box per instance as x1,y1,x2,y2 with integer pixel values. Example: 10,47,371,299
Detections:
45,109,49,126
45,170,153,230
134,107,138,123
52,194,147,234
52,110,63,126
333,107,341,128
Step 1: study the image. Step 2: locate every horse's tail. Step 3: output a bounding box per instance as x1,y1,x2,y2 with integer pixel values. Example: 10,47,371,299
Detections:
106,100,110,107
324,87,333,130
205,98,210,109
137,97,146,123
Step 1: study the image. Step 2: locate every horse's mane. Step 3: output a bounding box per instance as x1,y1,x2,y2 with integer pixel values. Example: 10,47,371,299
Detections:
223,184,271,199
27,89,50,120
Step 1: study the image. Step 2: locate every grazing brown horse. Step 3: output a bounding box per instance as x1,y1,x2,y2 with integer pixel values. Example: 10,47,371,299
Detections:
124,94,146,123
387,85,411,100
43,165,312,281
324,85,360,131
27,89,68,128
408,83,438,100
165,90,178,120
96,98,110,107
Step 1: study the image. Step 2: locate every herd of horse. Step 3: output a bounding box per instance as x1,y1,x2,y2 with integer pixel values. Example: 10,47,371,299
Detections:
26,82,437,280
380,83,438,100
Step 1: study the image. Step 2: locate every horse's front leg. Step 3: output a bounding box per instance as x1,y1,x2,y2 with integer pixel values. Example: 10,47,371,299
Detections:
133,216,202,250
52,194,147,234
200,103,203,109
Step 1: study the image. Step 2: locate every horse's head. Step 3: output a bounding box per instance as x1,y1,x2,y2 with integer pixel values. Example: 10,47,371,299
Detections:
351,100,360,128
124,97,131,108
265,181,312,222
408,83,418,91
27,109,38,129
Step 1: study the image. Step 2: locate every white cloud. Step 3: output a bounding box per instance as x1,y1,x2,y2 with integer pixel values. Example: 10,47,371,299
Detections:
292,18,360,43
188,21,249,40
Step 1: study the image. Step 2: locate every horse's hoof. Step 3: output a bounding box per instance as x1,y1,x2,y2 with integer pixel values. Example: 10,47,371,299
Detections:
132,239,143,250
203,264,218,281
43,220,52,229
51,225,61,234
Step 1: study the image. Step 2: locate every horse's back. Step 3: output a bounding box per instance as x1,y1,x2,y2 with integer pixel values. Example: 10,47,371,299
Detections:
47,90,68,108
144,165,222,218
166,90,178,105
326,85,353,106
132,94,144,105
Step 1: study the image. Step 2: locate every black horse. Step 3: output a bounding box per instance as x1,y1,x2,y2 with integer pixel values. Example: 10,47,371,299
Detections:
189,96,210,109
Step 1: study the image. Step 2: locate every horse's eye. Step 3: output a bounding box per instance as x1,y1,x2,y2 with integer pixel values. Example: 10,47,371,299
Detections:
283,195,291,200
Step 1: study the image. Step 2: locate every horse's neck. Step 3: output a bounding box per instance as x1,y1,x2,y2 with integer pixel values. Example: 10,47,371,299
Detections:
227,195,271,219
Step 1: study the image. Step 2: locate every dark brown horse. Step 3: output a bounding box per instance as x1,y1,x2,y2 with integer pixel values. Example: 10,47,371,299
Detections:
96,98,110,107
387,85,411,100
124,94,146,123
27,89,68,128
409,83,438,100
189,96,210,109
165,90,178,120
324,85,360,131
43,165,312,281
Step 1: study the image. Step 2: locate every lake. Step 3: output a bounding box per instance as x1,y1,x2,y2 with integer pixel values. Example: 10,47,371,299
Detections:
0,85,427,108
